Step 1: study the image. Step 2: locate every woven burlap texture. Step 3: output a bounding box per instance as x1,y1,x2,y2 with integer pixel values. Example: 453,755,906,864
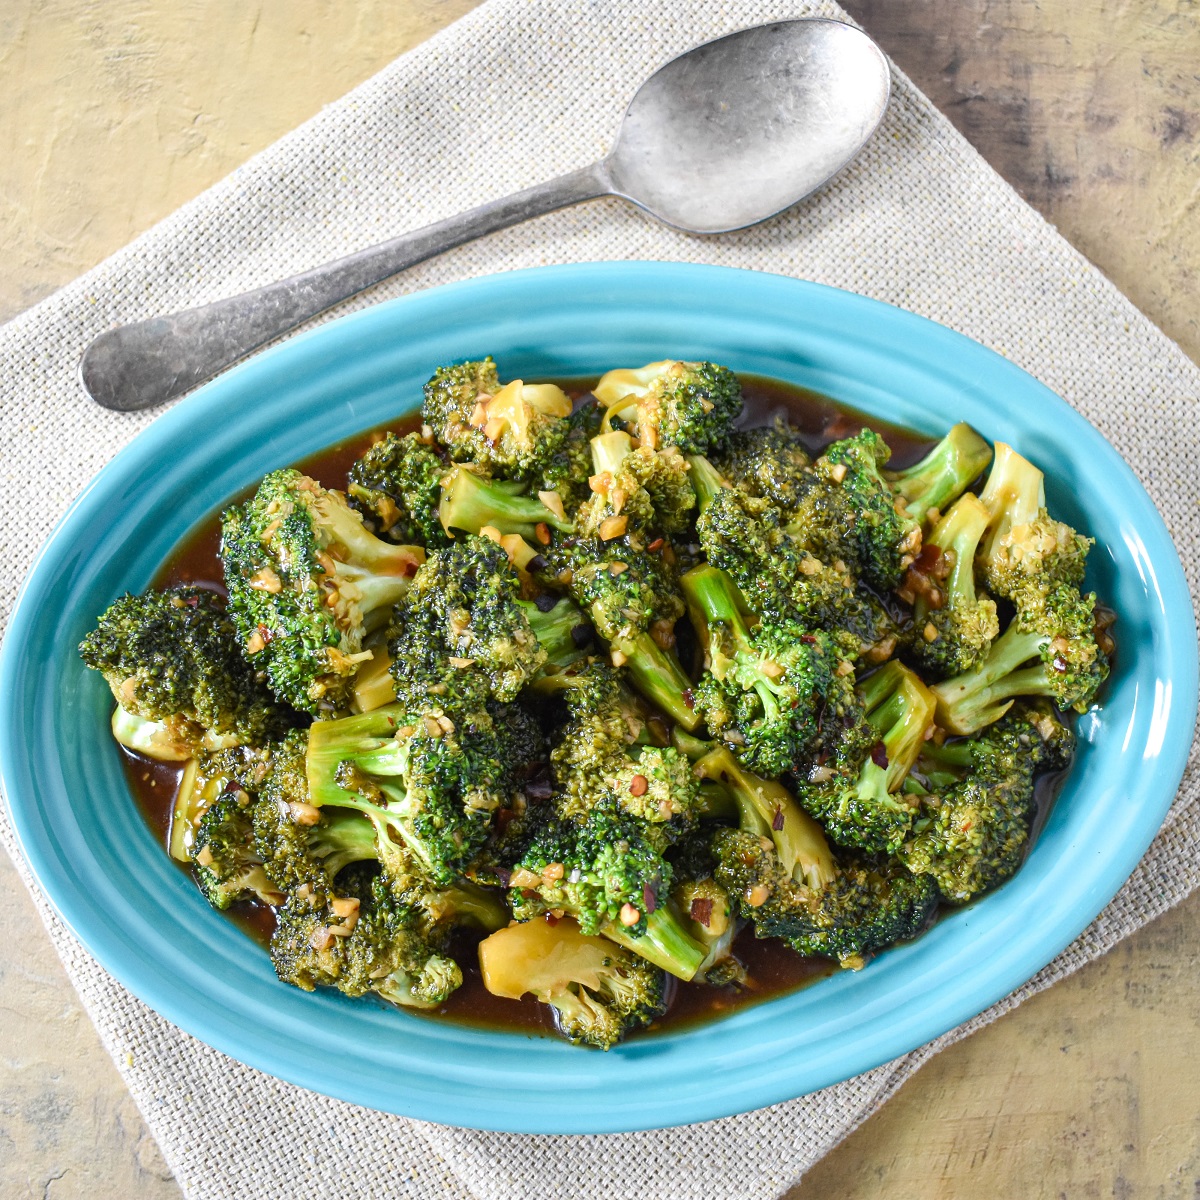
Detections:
2,0,1198,1197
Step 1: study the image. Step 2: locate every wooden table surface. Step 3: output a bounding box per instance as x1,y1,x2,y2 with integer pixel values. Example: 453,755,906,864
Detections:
2,2,1197,1197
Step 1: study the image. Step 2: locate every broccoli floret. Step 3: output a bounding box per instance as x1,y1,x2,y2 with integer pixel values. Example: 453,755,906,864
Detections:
546,665,698,837
221,470,424,715
270,872,462,1008
690,743,838,893
710,418,812,510
713,829,938,968
306,701,540,885
906,494,1000,679
683,564,862,777
190,792,284,910
577,431,696,539
507,807,705,979
594,360,743,454
901,701,1074,902
438,464,574,541
885,422,992,529
479,917,667,1049
537,537,700,730
422,358,573,479
253,733,380,892
690,459,888,653
386,537,589,713
347,431,450,548
975,442,1092,599
931,582,1111,734
79,586,295,752
791,662,936,854
795,430,923,592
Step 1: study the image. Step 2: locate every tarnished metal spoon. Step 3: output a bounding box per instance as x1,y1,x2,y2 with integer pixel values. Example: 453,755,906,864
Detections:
81,19,890,411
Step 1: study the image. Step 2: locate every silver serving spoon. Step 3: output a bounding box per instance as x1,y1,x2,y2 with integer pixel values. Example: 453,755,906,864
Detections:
81,19,890,411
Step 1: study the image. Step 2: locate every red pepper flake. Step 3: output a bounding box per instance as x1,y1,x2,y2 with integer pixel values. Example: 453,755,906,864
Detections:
1052,656,1068,673
690,897,714,927
870,741,889,769
520,888,540,900
642,884,657,914
256,623,273,644
629,774,649,797
221,779,241,795
683,689,695,710
183,595,200,607
799,634,818,645
771,806,785,831
544,912,561,926
646,537,664,553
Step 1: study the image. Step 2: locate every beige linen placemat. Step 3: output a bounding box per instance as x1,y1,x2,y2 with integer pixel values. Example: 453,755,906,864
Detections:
2,0,1198,1196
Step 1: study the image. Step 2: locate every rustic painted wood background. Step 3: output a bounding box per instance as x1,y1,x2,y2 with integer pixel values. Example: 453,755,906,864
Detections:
2,2,1197,1196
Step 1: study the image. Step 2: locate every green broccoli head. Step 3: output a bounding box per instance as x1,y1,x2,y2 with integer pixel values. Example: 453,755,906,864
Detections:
537,536,698,729
507,806,707,982
306,701,542,885
422,357,573,479
347,431,451,549
693,478,872,638
578,432,696,540
975,442,1092,600
478,917,667,1049
387,536,549,712
221,469,424,715
902,702,1075,901
79,586,295,750
791,662,936,854
270,871,462,1008
253,734,380,895
713,829,938,968
931,581,1111,735
710,418,812,510
683,564,863,778
547,665,698,835
800,429,924,591
594,360,743,454
906,494,1000,679
190,791,284,910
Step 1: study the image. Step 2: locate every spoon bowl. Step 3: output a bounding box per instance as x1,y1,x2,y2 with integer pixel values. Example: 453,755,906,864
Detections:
608,20,889,233
81,19,892,410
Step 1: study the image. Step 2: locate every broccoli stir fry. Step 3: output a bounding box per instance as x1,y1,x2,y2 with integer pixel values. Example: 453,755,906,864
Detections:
81,357,1114,1050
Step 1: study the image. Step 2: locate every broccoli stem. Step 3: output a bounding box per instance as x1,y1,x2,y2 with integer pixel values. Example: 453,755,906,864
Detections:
915,495,991,623
518,598,592,670
314,489,425,576
976,442,1045,565
930,619,1064,734
439,466,574,540
680,563,754,669
601,907,706,981
859,662,938,792
686,454,730,513
887,422,992,527
693,746,836,891
623,632,702,731
589,429,634,477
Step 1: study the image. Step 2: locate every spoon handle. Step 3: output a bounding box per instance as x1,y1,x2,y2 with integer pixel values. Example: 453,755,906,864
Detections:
80,162,612,412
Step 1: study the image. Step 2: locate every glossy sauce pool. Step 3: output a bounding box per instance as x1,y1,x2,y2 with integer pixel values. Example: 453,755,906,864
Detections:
122,375,1052,1040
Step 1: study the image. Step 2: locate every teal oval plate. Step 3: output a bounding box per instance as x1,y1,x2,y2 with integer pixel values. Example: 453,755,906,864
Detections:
2,263,1195,1133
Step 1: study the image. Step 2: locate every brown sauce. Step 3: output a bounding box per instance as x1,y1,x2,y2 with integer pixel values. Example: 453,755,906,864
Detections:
120,373,1058,1042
